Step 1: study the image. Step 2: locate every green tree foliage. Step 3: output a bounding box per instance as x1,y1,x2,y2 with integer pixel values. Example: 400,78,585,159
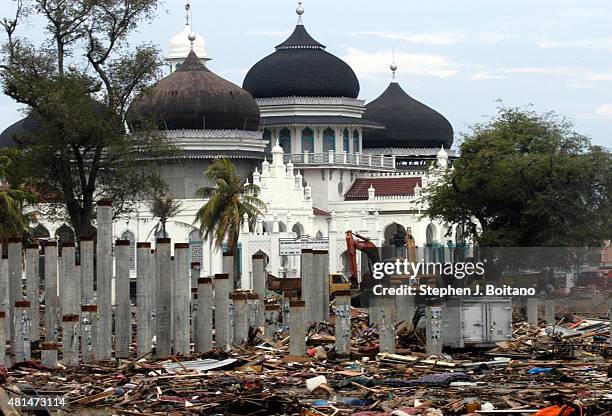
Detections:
0,149,37,240
0,0,171,240
195,159,265,283
425,106,611,247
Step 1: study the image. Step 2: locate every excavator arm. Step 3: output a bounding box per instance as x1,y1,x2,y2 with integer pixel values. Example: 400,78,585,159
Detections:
345,230,380,289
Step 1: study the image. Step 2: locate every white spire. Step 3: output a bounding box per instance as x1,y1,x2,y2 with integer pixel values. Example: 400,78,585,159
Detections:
296,0,304,25
390,49,398,82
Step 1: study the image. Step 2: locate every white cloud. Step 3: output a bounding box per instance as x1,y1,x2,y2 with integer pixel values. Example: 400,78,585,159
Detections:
578,104,612,120
594,104,612,119
349,31,459,45
471,71,508,80
538,39,612,52
243,30,290,37
341,48,458,79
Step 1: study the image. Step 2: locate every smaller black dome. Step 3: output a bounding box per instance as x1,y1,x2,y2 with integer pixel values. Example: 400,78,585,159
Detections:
243,24,360,99
128,51,260,131
364,82,453,149
0,116,41,148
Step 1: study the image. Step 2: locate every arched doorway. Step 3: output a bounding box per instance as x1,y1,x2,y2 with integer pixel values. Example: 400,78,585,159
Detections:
292,222,304,239
301,128,314,153
383,223,407,259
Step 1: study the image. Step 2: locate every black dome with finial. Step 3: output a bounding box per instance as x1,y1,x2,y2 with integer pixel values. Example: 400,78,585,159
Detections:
0,115,41,148
364,82,454,149
243,12,360,99
128,51,260,131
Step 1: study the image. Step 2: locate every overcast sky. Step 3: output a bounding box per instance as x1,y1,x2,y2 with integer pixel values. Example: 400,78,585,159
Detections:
1,0,611,148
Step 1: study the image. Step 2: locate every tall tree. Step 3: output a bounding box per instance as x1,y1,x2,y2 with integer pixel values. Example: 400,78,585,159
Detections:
194,159,265,285
425,106,611,248
0,0,171,240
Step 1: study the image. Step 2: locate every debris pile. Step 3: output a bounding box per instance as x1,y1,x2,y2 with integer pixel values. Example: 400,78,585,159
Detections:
0,313,610,415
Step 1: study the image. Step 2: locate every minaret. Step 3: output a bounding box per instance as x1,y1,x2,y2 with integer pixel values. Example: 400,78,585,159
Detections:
166,0,210,73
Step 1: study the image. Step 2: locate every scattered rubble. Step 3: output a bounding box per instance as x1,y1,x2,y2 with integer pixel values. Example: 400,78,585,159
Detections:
1,313,609,415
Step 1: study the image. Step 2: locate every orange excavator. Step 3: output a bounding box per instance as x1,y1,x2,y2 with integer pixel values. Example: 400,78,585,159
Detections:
345,230,381,289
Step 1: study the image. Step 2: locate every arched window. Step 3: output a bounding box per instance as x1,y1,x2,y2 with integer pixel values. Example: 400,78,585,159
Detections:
279,128,291,154
301,128,314,153
121,230,136,271
31,224,50,239
315,230,323,239
292,223,304,238
263,128,272,152
189,229,203,265
353,129,360,152
323,128,336,152
343,128,350,153
55,224,75,252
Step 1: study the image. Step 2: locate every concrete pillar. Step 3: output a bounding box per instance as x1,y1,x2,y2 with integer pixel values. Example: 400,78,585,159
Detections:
190,262,200,347
264,304,280,339
368,296,380,327
136,243,152,356
8,238,23,342
25,244,40,343
61,243,78,317
222,253,235,289
41,342,58,368
149,249,157,339
377,295,396,354
425,304,443,356
173,243,191,355
96,200,113,360
526,297,539,326
310,250,325,323
289,300,306,357
0,251,7,340
115,240,131,358
213,274,231,350
81,305,97,362
334,290,352,355
0,311,6,365
196,277,213,353
544,299,556,324
252,255,266,327
155,238,172,357
80,237,95,305
13,301,31,362
301,249,317,323
247,293,260,332
392,277,415,325
316,250,330,321
232,292,249,345
43,241,59,353
61,314,79,366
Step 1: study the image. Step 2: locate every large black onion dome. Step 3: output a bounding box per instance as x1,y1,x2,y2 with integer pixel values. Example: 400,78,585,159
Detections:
243,24,360,99
128,51,260,131
363,82,453,149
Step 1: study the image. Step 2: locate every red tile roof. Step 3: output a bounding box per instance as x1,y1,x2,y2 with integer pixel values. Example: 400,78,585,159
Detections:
313,206,331,216
344,177,421,200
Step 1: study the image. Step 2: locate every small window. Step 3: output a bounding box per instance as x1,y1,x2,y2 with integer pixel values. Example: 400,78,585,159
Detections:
323,128,335,152
353,130,360,152
302,128,314,153
343,129,350,153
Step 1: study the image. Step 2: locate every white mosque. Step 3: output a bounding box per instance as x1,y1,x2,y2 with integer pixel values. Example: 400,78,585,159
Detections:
0,1,467,288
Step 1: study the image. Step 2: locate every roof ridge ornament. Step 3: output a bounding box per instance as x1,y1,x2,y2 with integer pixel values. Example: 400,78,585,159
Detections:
296,0,305,25
390,48,398,82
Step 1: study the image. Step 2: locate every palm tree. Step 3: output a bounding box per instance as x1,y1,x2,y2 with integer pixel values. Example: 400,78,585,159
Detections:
145,194,185,240
194,159,265,285
0,153,37,243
